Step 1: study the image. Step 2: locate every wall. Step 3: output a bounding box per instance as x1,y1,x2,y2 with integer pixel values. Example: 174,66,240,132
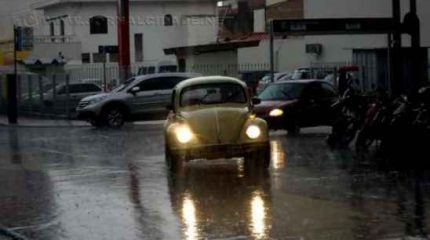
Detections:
31,42,82,62
304,0,430,64
41,1,217,64
238,38,308,72
186,51,238,76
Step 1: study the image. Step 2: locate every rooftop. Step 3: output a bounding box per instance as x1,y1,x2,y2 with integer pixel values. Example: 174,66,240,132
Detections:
175,76,246,90
33,0,217,9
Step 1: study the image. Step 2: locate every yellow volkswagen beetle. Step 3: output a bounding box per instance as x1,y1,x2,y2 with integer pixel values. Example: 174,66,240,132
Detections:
164,76,270,172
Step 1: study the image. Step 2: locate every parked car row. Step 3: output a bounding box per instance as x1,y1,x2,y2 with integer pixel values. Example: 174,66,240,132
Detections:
74,71,340,139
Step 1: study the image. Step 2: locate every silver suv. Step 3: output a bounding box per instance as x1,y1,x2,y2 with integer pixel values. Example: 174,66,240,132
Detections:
76,72,201,127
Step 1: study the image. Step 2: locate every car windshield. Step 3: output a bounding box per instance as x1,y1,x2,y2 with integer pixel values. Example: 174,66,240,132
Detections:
258,82,305,101
180,83,247,107
112,77,136,92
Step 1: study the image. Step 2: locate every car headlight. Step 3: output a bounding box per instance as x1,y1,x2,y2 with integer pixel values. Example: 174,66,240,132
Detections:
269,109,284,117
246,125,261,139
175,125,193,144
88,96,108,105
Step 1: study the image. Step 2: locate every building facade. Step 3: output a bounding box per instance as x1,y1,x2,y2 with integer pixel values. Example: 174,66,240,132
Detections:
31,0,218,65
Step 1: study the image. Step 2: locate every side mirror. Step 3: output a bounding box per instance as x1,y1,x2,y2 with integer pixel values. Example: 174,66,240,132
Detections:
129,86,140,95
252,97,261,105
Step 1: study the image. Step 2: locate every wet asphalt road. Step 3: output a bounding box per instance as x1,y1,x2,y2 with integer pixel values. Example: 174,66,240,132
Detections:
1,125,430,240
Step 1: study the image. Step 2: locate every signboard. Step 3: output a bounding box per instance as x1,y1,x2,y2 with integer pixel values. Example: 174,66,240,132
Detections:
272,18,395,35
1,41,31,65
306,44,322,55
15,27,34,51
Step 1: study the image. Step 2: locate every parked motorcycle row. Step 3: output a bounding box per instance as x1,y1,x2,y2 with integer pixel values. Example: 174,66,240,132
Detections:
327,84,430,159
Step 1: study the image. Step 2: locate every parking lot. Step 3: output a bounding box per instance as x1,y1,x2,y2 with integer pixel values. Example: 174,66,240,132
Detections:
1,125,430,240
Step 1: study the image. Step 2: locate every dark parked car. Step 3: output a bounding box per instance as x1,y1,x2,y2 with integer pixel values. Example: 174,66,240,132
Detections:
254,80,339,133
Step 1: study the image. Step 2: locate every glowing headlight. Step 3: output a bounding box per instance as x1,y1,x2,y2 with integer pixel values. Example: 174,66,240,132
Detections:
175,125,193,144
269,109,284,117
246,125,261,139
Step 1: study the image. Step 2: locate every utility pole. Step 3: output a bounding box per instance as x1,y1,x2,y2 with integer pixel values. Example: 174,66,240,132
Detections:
404,0,422,89
269,21,275,83
118,0,130,83
7,25,18,124
391,0,402,96
408,0,420,48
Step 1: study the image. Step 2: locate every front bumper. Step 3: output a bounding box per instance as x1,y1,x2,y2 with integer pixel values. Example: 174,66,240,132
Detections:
76,102,102,120
170,141,270,161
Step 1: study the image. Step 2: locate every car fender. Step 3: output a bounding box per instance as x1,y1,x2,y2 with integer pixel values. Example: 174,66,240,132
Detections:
101,100,132,118
238,116,269,143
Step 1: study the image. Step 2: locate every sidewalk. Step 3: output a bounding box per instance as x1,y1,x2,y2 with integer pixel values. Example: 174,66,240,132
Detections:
0,116,165,128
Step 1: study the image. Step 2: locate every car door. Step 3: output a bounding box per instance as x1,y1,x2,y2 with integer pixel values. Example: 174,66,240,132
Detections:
298,82,325,127
128,78,163,116
152,76,188,114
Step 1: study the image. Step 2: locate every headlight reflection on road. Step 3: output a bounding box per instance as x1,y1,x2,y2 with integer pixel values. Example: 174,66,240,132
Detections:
271,140,285,170
250,191,267,239
182,194,199,240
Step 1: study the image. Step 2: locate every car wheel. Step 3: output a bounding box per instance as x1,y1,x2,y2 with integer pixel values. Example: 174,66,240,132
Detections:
165,145,184,175
355,128,374,152
244,146,271,171
103,107,125,128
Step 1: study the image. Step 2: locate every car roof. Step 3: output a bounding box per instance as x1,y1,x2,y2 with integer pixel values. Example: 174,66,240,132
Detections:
274,79,325,84
175,76,247,90
134,72,201,80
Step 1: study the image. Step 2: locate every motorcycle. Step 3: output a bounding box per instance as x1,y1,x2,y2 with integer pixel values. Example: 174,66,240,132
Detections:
327,87,368,148
355,92,396,152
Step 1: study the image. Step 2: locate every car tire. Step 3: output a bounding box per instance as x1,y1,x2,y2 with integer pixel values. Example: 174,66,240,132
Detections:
355,128,374,152
102,106,125,128
244,146,271,171
165,145,184,175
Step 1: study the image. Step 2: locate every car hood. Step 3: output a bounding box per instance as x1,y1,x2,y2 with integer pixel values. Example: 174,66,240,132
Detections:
254,100,297,116
81,93,110,101
179,106,249,144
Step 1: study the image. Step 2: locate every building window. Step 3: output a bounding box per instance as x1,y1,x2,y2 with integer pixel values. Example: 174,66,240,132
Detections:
60,20,65,42
164,14,173,26
81,53,91,63
134,33,143,62
50,22,55,42
90,16,108,34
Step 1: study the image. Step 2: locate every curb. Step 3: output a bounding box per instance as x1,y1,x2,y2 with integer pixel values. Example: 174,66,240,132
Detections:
0,120,165,129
